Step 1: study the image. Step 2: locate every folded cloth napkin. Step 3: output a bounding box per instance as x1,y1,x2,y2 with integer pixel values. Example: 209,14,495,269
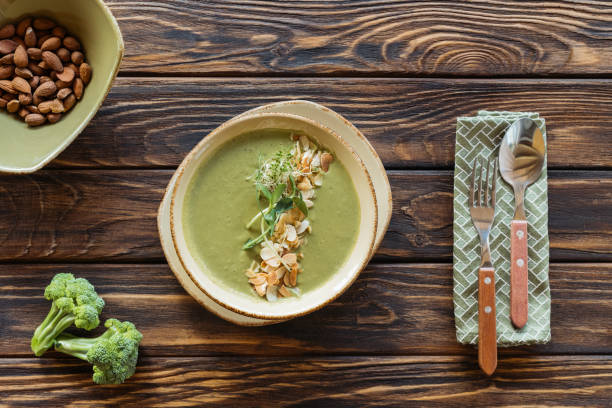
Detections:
453,111,551,346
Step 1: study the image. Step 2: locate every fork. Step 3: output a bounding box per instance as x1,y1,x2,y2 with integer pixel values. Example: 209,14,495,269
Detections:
469,157,498,376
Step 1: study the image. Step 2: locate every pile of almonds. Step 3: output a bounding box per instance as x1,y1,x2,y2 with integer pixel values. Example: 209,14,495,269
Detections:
0,17,92,126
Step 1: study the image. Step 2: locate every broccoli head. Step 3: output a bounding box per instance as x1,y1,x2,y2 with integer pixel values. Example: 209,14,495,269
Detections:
31,273,105,356
54,319,143,385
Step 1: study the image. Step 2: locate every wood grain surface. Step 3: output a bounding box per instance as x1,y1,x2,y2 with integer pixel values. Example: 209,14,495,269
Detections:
0,170,608,262
50,78,612,169
1,2,611,405
1,356,611,407
1,263,610,357
105,1,612,76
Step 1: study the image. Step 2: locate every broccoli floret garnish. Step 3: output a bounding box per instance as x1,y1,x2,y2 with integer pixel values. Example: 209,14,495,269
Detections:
54,319,143,385
30,273,105,356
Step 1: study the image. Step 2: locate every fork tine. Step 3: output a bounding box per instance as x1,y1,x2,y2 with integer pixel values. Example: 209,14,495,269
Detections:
477,159,483,206
484,158,490,206
492,159,497,208
469,159,476,207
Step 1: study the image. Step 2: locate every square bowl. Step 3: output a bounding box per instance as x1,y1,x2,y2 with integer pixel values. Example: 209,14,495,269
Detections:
0,0,123,173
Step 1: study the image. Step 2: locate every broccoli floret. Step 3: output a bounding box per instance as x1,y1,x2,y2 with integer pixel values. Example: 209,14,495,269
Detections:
30,273,105,356
54,319,143,385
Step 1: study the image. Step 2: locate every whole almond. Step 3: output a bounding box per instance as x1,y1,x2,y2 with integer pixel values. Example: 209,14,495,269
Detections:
12,76,31,94
19,93,32,105
15,67,33,80
52,26,66,39
1,93,12,101
11,36,25,48
0,98,6,109
26,104,39,114
16,18,32,37
37,34,52,49
42,51,63,72
63,93,76,111
79,63,92,85
70,51,84,65
27,47,42,60
38,60,50,70
0,80,16,94
38,100,53,114
25,113,46,126
50,98,64,113
0,65,13,80
41,36,61,51
18,107,29,119
33,80,56,98
47,112,62,123
57,66,75,83
57,47,70,62
55,79,72,89
28,62,44,75
321,152,334,172
29,76,40,89
24,27,37,48
73,77,83,99
14,45,28,68
63,36,80,51
0,39,18,54
0,24,15,39
39,75,52,84
0,53,13,65
33,18,55,31
6,99,19,113
57,87,72,100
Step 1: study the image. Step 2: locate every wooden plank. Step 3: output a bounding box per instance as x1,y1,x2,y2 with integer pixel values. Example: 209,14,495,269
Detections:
105,1,612,76
1,263,610,357
52,78,612,169
0,170,608,262
1,356,611,406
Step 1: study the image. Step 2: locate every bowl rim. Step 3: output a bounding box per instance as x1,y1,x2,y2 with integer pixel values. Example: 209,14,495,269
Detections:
0,0,124,174
169,112,378,320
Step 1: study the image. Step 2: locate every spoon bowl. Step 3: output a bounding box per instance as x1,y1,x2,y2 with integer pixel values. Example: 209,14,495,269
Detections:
499,118,546,203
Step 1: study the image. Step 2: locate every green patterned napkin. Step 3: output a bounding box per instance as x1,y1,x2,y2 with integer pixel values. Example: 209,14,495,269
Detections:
453,111,551,346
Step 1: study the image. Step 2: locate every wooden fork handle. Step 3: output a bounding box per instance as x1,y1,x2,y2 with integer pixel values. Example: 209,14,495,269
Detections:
478,267,497,376
511,220,529,329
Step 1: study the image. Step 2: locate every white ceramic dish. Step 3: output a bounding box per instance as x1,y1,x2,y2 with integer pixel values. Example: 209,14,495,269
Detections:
170,113,378,321
158,101,391,325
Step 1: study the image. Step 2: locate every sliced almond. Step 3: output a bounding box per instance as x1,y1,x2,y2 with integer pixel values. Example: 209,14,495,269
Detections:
285,224,297,243
278,285,292,297
296,220,310,234
254,283,267,297
281,253,297,265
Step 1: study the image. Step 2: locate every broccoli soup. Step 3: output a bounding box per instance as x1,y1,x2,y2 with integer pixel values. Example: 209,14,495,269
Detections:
182,129,360,302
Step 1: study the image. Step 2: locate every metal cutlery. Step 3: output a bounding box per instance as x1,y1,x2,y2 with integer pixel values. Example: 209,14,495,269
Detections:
499,118,546,329
469,157,498,376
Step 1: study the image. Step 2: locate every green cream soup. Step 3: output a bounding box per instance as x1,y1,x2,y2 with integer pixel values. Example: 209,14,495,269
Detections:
183,130,361,299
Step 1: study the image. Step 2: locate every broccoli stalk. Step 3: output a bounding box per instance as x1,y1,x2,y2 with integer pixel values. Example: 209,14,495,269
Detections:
54,319,143,385
31,273,105,356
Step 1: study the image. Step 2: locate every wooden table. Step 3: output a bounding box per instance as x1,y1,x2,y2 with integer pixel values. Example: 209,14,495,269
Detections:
1,1,611,406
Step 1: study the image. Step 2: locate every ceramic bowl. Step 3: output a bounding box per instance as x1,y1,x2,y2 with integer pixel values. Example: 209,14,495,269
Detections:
170,113,378,321
0,0,123,173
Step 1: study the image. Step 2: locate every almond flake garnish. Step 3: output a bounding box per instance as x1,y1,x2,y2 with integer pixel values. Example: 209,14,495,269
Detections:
243,134,333,301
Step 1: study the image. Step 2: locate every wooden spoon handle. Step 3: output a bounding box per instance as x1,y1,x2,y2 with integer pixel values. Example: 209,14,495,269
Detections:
511,220,529,328
478,267,497,376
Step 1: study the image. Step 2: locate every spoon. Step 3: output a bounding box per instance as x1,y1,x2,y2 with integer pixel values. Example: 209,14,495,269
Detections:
498,118,546,329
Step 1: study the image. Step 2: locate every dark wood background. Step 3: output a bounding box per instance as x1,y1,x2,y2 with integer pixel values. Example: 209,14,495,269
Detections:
1,1,611,406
